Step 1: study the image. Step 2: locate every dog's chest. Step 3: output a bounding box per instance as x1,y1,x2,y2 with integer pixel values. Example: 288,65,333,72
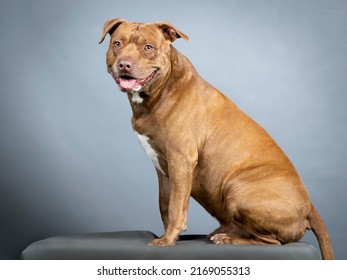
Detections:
135,131,166,176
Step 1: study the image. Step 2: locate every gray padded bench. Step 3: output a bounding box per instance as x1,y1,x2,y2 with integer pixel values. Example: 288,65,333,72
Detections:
20,230,321,260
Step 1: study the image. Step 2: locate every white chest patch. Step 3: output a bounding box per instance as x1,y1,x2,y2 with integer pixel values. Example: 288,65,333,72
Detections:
131,92,143,104
135,132,166,176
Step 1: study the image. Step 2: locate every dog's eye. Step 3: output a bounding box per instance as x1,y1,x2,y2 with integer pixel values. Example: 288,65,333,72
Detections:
114,41,121,47
144,44,154,51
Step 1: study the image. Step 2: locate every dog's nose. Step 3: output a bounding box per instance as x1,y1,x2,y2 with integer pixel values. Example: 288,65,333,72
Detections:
118,60,134,71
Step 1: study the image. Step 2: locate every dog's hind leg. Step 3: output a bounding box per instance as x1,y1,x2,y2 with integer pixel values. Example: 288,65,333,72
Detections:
209,223,281,245
208,225,230,240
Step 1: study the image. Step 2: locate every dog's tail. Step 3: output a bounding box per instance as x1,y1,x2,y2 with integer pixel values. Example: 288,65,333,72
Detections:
307,203,334,260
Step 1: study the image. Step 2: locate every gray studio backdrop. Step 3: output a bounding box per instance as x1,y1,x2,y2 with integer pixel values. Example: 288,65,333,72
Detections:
1,0,346,259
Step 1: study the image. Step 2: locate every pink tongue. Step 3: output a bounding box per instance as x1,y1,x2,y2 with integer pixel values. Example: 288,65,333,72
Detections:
119,78,141,91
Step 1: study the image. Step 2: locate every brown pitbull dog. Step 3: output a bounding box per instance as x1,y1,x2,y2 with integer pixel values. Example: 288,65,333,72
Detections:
99,19,334,259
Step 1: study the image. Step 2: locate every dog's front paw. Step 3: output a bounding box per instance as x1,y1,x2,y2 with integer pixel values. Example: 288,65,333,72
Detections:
148,237,176,246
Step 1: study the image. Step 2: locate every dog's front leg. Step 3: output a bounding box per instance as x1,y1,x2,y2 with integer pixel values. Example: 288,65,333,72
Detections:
149,150,197,246
156,170,170,230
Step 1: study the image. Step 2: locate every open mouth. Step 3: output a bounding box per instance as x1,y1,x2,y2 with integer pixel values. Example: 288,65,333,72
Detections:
114,69,158,92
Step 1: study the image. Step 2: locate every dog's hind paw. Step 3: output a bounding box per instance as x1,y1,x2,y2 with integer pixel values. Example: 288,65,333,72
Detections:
210,233,233,245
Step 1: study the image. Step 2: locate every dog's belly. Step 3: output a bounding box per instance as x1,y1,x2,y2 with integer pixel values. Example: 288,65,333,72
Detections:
191,177,233,225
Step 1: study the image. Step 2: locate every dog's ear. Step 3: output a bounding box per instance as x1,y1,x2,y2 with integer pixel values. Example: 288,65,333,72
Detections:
157,21,189,42
98,18,127,44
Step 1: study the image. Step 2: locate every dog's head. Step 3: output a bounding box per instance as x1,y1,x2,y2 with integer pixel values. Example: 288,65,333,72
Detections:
99,19,189,95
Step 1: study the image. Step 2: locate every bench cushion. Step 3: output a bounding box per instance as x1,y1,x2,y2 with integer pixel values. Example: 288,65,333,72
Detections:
20,230,321,260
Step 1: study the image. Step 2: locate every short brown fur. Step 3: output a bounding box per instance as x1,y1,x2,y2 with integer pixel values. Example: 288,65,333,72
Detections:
99,19,334,259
